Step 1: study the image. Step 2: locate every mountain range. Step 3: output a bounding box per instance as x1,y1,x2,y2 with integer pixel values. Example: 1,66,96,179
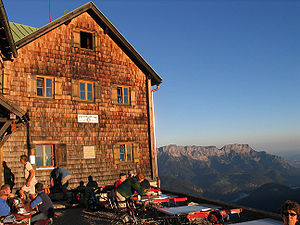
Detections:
157,144,300,212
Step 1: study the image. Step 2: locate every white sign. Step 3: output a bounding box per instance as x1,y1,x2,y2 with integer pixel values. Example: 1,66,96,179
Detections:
78,114,99,123
83,146,96,159
29,155,36,164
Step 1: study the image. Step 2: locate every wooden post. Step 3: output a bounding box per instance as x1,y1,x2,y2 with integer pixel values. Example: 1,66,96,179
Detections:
0,146,3,184
146,78,158,180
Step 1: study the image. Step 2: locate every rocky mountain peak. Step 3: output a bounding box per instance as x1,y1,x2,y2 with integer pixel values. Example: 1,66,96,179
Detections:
221,144,254,155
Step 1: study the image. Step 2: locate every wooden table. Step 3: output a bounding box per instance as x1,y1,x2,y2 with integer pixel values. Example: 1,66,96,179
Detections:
232,219,282,225
157,204,215,215
11,202,32,225
131,193,179,202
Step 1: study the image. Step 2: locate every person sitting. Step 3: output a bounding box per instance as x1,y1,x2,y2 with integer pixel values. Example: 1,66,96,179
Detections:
281,200,300,225
0,190,10,217
114,173,127,189
116,173,151,208
86,176,98,189
0,185,14,207
76,181,86,193
75,181,85,205
138,173,151,190
30,183,54,224
128,170,136,178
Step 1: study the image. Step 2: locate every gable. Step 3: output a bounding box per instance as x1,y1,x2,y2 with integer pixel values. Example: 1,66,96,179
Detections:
13,2,162,86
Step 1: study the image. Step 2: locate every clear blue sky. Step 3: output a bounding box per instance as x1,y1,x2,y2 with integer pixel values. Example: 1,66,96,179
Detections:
4,0,300,152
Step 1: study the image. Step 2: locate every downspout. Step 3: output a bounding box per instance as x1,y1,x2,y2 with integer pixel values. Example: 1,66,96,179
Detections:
151,84,160,188
26,110,31,157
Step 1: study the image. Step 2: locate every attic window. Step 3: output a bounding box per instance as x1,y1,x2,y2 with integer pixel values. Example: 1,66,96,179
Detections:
80,31,93,50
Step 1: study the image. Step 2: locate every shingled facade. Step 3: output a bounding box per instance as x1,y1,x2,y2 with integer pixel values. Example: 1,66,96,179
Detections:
2,2,162,188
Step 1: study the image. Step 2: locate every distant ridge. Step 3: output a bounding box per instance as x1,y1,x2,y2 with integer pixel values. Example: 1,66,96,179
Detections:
158,144,300,212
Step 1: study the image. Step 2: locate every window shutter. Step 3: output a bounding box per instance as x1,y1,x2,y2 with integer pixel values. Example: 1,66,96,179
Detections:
133,143,140,163
130,87,136,106
73,30,81,48
71,79,79,100
113,144,120,164
94,34,101,52
55,77,63,99
55,144,67,167
27,74,37,97
111,86,118,105
94,83,101,103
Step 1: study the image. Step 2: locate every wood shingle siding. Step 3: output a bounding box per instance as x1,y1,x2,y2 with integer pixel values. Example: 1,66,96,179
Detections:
1,3,161,190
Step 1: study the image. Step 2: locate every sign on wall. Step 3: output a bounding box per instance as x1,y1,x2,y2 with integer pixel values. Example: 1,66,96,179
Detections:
83,146,96,159
78,114,99,123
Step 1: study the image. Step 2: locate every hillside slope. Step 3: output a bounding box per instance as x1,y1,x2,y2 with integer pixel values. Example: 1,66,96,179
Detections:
158,144,300,204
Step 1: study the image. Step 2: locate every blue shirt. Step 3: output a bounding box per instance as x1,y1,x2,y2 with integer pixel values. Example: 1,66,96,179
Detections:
0,198,10,217
30,191,43,208
56,168,71,179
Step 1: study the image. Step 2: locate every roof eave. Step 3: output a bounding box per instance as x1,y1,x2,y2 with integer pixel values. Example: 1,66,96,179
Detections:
0,0,17,59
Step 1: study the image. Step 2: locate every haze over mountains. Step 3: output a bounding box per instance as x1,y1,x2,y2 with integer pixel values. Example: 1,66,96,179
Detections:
157,144,300,212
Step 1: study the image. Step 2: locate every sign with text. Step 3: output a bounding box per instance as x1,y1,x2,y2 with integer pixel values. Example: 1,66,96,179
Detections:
78,114,99,123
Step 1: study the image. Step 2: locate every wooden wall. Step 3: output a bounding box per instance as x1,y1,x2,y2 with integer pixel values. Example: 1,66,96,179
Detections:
2,12,155,190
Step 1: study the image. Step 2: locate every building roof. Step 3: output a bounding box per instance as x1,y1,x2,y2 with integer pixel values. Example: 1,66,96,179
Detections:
9,22,39,42
13,1,162,86
0,0,17,60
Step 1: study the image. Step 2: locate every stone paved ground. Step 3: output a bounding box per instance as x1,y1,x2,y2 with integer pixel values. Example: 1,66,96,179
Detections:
53,207,119,225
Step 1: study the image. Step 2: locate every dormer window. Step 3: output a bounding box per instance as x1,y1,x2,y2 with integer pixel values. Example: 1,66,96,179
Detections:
80,31,93,50
73,29,101,51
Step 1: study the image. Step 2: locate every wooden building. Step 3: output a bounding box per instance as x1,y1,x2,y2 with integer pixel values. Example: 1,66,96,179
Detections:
0,0,29,185
2,2,162,189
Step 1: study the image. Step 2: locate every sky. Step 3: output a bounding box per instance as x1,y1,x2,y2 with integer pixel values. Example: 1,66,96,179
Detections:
4,0,300,153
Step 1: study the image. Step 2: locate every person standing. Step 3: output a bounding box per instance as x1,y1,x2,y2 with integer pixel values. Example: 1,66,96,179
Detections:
19,155,37,200
55,167,71,200
2,161,15,191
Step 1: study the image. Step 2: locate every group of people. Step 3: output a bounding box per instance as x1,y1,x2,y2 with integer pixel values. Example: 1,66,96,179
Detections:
2,156,300,225
0,155,73,224
0,181,54,224
112,170,151,208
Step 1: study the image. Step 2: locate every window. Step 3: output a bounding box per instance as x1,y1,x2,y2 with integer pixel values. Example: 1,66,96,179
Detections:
113,142,139,164
79,81,93,101
36,145,54,168
117,86,129,104
80,31,93,50
36,76,53,97
119,143,133,162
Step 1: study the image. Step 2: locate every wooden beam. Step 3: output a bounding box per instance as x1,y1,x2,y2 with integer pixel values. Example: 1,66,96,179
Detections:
0,134,10,149
146,78,158,180
0,120,11,137
0,94,27,119
0,117,8,122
